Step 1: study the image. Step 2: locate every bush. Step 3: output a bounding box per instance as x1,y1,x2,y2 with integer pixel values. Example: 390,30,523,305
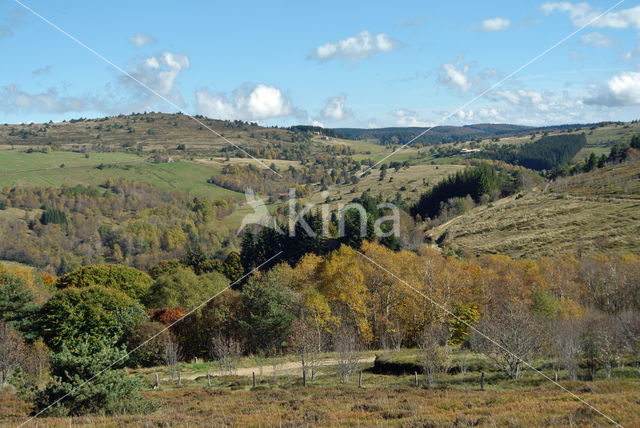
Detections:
144,267,229,310
124,320,171,368
239,275,296,354
55,264,153,301
29,338,149,416
39,285,146,352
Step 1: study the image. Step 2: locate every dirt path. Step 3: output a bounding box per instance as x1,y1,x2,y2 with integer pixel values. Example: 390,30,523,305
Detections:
185,356,377,380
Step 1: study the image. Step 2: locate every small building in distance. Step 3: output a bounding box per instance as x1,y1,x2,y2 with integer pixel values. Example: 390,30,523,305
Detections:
151,155,175,163
460,148,481,154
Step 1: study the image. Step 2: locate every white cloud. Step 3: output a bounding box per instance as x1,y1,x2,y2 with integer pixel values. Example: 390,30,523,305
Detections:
195,84,293,121
441,107,505,124
585,71,640,106
456,110,473,121
123,51,189,105
313,30,400,61
580,32,615,47
494,89,549,111
390,109,433,127
322,95,352,121
0,85,87,113
439,62,472,93
128,32,156,48
480,17,511,32
542,2,640,30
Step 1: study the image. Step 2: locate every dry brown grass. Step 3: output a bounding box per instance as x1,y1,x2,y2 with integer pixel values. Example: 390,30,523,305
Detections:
430,157,640,258
2,379,637,427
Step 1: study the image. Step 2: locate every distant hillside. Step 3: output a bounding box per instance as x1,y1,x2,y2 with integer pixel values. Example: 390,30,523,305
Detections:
333,121,630,146
0,112,297,155
428,153,640,258
333,124,532,145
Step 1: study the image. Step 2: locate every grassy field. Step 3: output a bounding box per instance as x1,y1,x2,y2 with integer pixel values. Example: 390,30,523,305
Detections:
0,150,241,198
307,163,466,206
2,348,638,427
429,155,640,258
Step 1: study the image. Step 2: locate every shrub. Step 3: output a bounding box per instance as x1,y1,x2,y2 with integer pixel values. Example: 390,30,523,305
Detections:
39,285,146,352
55,264,153,301
144,267,229,310
124,320,171,368
29,338,148,416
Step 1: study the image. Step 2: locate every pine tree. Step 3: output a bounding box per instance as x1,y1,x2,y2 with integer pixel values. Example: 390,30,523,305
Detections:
0,272,38,340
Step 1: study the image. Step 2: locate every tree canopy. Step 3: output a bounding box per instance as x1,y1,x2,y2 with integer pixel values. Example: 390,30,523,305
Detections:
55,264,153,301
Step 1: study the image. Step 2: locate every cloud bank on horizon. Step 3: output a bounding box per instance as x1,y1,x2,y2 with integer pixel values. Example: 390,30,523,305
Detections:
1,1,639,128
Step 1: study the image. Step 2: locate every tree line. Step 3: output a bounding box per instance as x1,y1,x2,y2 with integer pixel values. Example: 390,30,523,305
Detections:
476,133,587,170
2,242,639,414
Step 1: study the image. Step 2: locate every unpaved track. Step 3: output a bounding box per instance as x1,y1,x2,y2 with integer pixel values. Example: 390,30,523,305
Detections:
185,356,377,380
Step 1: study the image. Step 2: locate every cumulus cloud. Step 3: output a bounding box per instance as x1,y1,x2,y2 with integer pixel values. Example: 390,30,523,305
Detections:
1,50,193,116
121,51,189,107
438,62,472,93
322,95,352,121
542,2,640,30
584,71,640,106
195,84,293,121
313,30,400,61
0,85,87,113
480,17,511,32
128,32,156,48
580,32,615,47
494,89,549,111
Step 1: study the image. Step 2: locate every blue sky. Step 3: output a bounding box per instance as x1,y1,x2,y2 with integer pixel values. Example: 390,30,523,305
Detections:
1,0,639,127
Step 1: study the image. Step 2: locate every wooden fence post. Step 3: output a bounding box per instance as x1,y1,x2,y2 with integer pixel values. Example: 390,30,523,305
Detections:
207,370,211,387
154,372,159,389
252,371,256,388
303,368,307,387
358,371,363,388
414,371,418,388
480,372,485,390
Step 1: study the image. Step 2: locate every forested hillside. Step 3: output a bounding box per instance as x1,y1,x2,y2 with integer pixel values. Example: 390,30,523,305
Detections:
0,180,236,273
476,133,587,170
334,124,532,145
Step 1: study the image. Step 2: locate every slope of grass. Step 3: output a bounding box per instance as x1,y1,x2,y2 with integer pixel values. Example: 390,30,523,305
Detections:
0,113,294,154
0,151,240,200
429,156,640,258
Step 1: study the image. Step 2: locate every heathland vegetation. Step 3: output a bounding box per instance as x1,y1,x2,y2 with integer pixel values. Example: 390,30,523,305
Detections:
1,113,640,426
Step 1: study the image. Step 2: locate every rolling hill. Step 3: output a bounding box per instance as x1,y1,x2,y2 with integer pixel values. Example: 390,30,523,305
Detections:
428,152,640,258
